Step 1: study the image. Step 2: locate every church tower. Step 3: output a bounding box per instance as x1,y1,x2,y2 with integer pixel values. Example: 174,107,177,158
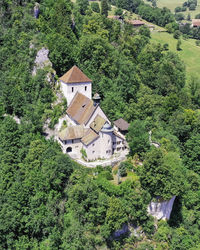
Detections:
59,66,92,106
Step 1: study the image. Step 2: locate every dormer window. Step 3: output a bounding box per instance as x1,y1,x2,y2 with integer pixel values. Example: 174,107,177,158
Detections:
85,86,87,91
72,87,74,92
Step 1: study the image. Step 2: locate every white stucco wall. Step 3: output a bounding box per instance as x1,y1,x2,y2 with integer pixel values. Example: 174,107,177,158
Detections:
113,137,125,153
99,131,113,159
60,139,82,158
84,137,101,160
60,81,92,106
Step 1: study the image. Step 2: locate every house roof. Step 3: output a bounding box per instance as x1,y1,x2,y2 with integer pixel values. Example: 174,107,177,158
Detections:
114,118,129,131
81,129,99,146
113,130,125,140
192,19,200,27
67,92,96,125
107,15,121,20
90,115,106,133
127,20,145,25
59,65,92,83
59,125,85,140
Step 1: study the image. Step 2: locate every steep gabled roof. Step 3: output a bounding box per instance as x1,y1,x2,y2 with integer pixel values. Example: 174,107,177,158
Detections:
59,65,92,83
114,118,129,131
67,92,96,125
81,128,99,146
59,125,85,140
90,115,106,133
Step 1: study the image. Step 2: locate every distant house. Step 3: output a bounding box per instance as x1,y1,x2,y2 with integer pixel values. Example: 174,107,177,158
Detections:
127,19,145,27
57,66,129,161
192,19,200,27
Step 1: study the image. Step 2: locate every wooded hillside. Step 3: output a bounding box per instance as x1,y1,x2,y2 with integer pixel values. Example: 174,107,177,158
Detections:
0,0,200,249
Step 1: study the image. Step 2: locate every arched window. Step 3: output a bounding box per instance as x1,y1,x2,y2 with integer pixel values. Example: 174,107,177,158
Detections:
66,147,72,153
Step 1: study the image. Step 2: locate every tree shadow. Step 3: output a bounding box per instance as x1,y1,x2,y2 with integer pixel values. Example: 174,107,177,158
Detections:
168,196,183,227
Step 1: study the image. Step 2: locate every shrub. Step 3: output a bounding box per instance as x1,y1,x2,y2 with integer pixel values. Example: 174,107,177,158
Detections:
195,40,200,46
189,3,196,10
91,2,100,13
173,30,181,39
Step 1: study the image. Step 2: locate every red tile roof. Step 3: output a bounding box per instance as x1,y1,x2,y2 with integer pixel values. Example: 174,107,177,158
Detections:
67,92,96,125
59,65,92,83
192,19,200,27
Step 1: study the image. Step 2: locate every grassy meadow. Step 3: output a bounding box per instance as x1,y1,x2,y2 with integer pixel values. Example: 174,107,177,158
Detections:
151,31,200,80
144,0,200,18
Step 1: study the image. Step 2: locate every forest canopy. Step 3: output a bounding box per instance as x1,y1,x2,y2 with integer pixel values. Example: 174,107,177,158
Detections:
0,0,200,249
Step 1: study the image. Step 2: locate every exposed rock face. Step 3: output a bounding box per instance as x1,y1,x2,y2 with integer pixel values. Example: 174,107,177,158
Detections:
32,47,52,75
113,224,129,238
32,47,56,84
34,2,40,19
147,196,176,220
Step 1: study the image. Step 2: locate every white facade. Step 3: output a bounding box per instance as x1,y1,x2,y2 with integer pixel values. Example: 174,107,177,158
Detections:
60,81,92,106
57,66,129,162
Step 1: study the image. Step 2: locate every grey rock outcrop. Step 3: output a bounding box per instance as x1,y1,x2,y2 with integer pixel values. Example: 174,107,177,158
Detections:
32,47,52,75
32,47,56,84
34,2,40,19
147,196,176,220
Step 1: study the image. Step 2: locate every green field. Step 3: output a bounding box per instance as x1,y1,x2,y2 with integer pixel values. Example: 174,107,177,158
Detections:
144,0,200,18
151,31,200,80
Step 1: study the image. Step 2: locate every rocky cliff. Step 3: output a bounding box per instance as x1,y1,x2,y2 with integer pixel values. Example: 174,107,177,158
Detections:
147,196,176,220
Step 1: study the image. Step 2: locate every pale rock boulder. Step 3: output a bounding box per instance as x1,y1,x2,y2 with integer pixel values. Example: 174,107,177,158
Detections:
32,47,56,84
147,196,176,220
34,2,40,19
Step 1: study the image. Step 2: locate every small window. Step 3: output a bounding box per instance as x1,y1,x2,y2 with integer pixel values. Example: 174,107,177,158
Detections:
72,87,74,92
108,140,110,143
72,139,74,143
92,143,95,146
85,86,87,91
92,151,95,154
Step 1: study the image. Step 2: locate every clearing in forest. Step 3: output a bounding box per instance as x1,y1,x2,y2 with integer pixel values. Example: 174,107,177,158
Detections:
151,31,200,80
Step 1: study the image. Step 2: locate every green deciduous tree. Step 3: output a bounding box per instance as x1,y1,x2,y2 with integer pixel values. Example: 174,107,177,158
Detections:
101,0,108,17
140,148,185,199
126,120,150,158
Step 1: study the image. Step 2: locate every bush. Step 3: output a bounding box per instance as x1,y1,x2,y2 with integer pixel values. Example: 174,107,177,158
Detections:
118,162,132,177
175,6,182,13
115,8,123,16
195,13,200,19
196,40,200,46
175,13,185,21
177,39,182,50
163,43,169,50
91,2,100,13
98,170,113,180
173,30,181,39
189,3,196,10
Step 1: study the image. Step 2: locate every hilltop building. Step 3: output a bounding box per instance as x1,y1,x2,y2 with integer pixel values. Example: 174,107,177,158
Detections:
57,66,129,161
